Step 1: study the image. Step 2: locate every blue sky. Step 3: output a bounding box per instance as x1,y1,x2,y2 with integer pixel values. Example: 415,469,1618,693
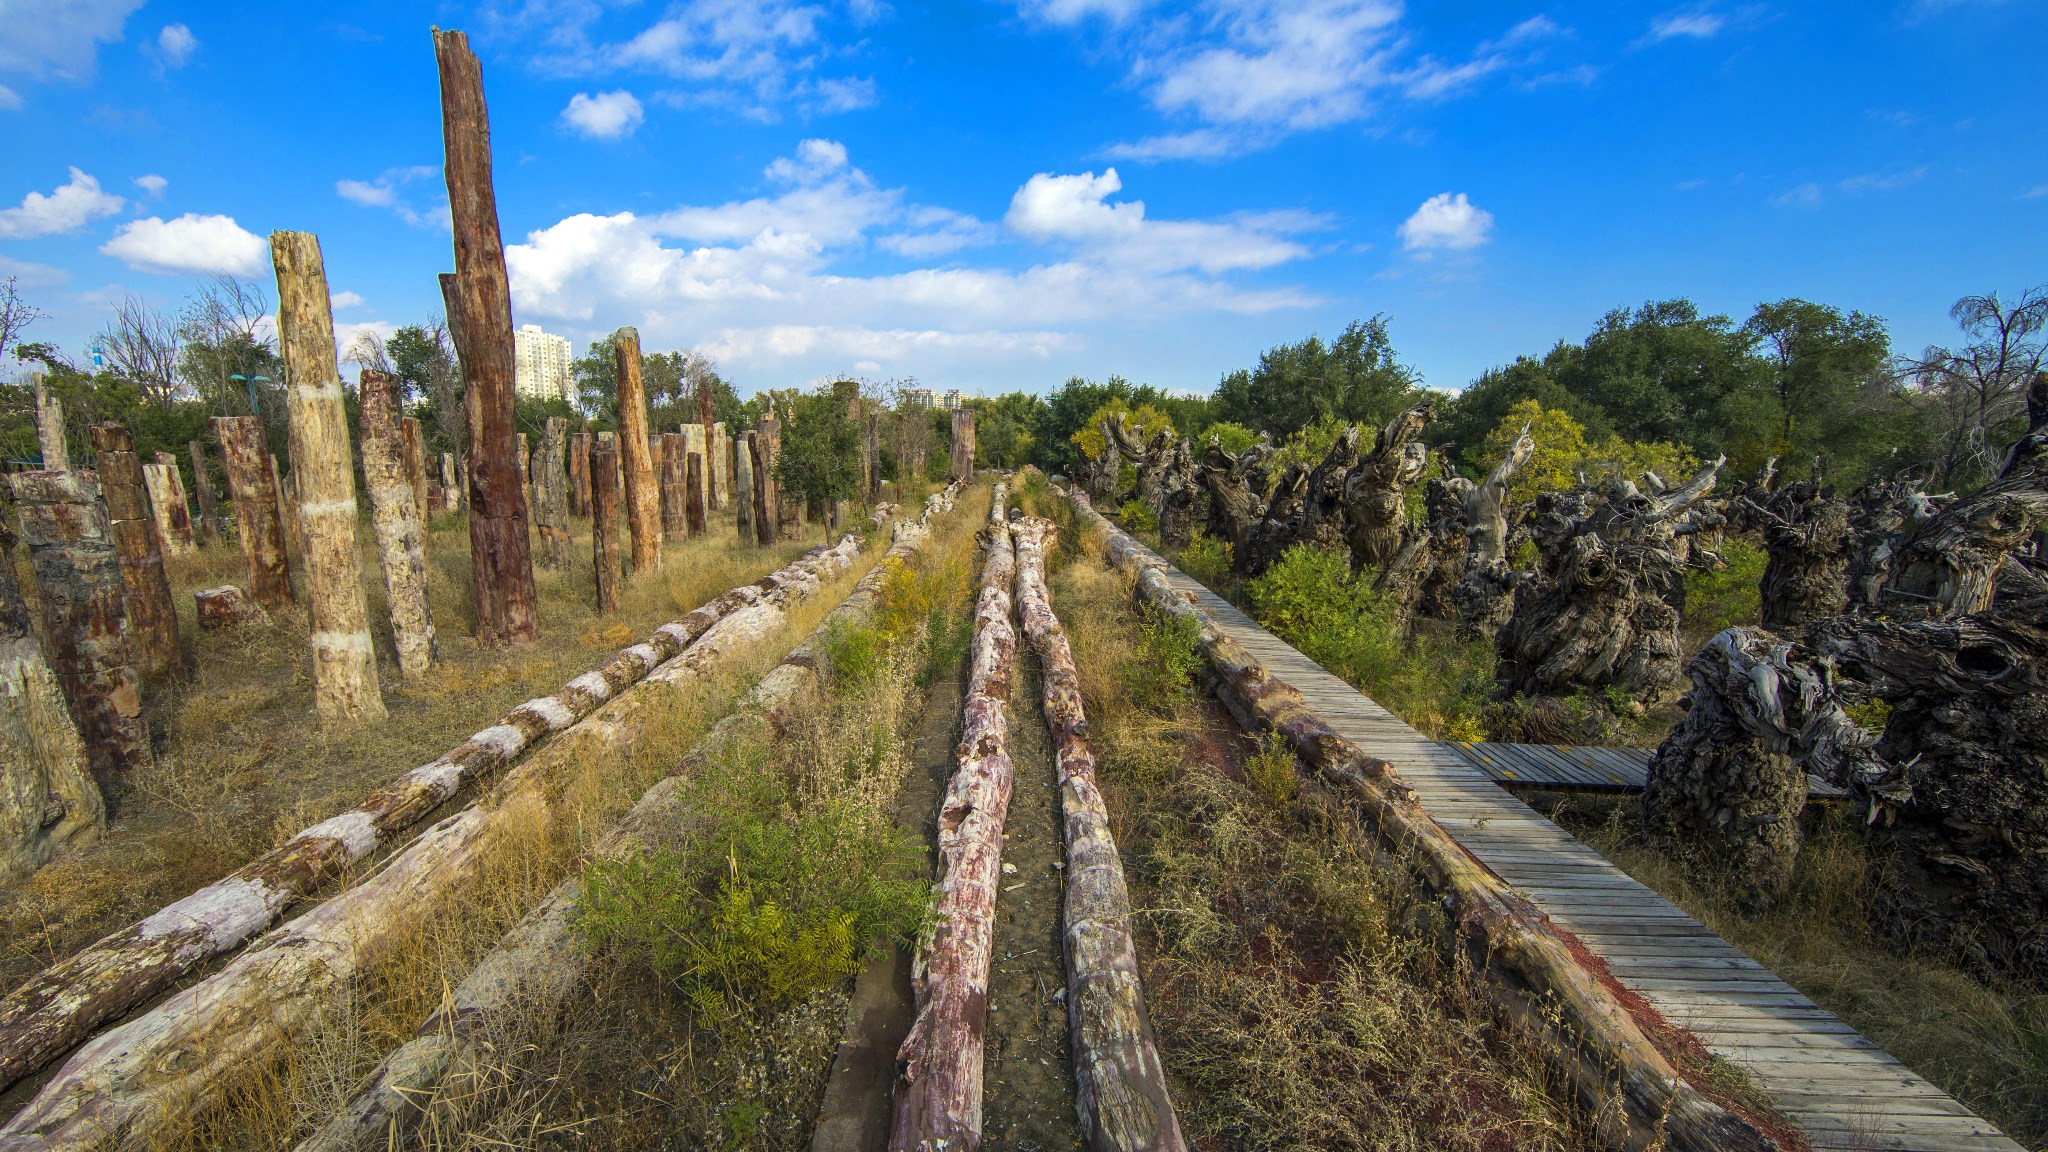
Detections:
1,0,2043,398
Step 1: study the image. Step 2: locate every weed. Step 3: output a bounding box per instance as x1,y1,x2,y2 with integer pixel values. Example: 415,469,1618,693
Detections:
819,617,884,687
1242,733,1298,805
1683,538,1764,649
1122,604,1203,708
1177,530,1234,588
1116,499,1157,533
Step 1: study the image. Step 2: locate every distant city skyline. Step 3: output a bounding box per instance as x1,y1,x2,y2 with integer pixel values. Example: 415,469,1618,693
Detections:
513,323,572,405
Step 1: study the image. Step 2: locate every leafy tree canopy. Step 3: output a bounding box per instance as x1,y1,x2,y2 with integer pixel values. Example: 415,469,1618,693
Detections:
1211,316,1419,439
1476,399,1696,506
1071,400,1175,461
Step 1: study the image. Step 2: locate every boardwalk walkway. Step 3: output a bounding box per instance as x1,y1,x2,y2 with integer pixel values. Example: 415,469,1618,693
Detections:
1152,564,2022,1152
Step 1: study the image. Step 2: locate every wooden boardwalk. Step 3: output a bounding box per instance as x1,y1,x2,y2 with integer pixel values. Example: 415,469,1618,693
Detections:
1446,740,1848,799
1154,566,2022,1152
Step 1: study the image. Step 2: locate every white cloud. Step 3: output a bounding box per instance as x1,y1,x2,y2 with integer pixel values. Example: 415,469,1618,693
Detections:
330,290,366,309
1649,11,1726,40
1004,167,1313,272
1397,192,1494,251
1101,129,1240,163
0,0,144,91
0,167,124,239
2024,184,2048,199
157,23,196,66
1839,166,1927,192
0,84,20,110
100,213,266,276
563,90,644,138
334,165,446,229
133,173,166,197
1770,182,1824,209
1017,0,1151,22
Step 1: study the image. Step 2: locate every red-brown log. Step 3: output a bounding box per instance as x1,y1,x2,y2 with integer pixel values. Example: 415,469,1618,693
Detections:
214,418,293,610
613,327,662,575
194,586,267,628
591,434,622,612
659,432,688,542
357,368,437,679
570,431,591,517
686,450,706,536
88,424,181,680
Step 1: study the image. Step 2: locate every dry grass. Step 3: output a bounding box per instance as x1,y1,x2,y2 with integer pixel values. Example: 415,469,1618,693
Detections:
1049,523,1591,1152
1558,799,2048,1151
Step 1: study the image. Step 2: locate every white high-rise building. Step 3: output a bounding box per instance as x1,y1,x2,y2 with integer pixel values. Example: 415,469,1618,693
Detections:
513,324,573,404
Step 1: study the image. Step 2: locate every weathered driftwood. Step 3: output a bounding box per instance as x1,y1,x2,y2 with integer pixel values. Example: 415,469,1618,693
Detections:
735,429,757,542
293,488,960,1152
686,451,707,536
7,471,152,783
194,586,266,628
0,544,851,1101
753,420,779,546
950,408,976,482
214,416,293,610
1452,426,1534,641
658,431,688,542
185,440,222,547
1746,462,1853,631
1011,516,1185,1152
1342,402,1432,572
32,377,67,472
1076,494,1782,1152
0,516,103,885
435,30,539,646
0,535,876,1151
140,462,192,558
1883,428,2048,618
1379,473,1473,624
533,417,572,570
357,368,436,680
613,328,662,576
273,230,385,723
400,418,429,528
890,484,1017,1152
569,431,591,518
591,434,622,613
88,424,181,680
1195,436,1268,560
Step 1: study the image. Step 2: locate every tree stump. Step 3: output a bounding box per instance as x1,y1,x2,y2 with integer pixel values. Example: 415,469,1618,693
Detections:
0,516,103,885
613,327,662,576
1883,432,2048,619
533,417,572,570
735,430,756,542
400,417,429,528
89,424,181,680
195,586,267,628
8,471,152,780
141,462,194,557
754,417,780,545
213,416,293,610
686,451,706,536
436,30,539,647
591,434,622,613
658,432,688,542
949,408,976,481
357,368,436,680
1454,424,1534,641
32,376,67,471
1341,401,1432,571
570,431,591,517
185,440,223,547
1748,463,1854,631
1379,473,1473,623
272,230,385,722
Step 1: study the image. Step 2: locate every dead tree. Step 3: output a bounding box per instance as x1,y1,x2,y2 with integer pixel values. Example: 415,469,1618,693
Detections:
357,368,436,680
141,462,194,557
754,416,781,545
658,432,688,542
891,486,1017,1152
1240,462,1307,576
533,417,571,570
1157,439,1206,550
1453,423,1535,641
686,450,706,536
272,230,385,723
1882,431,2048,618
1747,461,1854,631
735,430,757,542
591,434,622,612
185,441,222,547
0,515,103,884
1196,435,1270,560
213,416,293,610
400,417,429,528
611,329,661,576
8,471,152,780
1106,418,1174,522
88,424,180,680
570,431,591,517
1012,516,1186,1151
949,408,976,481
1341,401,1432,572
435,30,539,646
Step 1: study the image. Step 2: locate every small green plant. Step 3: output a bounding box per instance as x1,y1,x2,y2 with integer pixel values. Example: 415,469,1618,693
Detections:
820,617,884,687
1685,538,1765,636
1116,499,1157,533
1122,605,1204,708
1844,697,1892,734
1242,733,1298,805
1178,531,1234,587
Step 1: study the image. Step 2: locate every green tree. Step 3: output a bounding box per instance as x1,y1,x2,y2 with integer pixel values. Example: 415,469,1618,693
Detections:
1211,316,1419,438
389,321,464,456
1475,399,1696,506
970,392,1047,468
775,382,863,510
1071,400,1174,461
1735,298,1912,485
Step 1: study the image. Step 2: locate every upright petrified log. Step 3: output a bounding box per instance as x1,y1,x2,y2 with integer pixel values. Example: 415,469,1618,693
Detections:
658,432,687,542
866,412,882,503
949,409,976,482
1745,461,1854,631
613,327,662,576
32,374,67,471
1341,401,1432,571
735,431,758,542
686,451,706,536
89,424,181,681
1196,436,1269,559
755,416,781,546
272,230,385,723
154,451,195,543
1011,516,1186,1152
517,431,531,514
1379,473,1474,624
357,368,436,680
184,441,222,547
141,462,194,557
591,434,622,613
533,417,572,571
8,471,152,780
1453,423,1535,641
1157,439,1205,550
436,29,539,646
400,417,428,527
0,516,103,884
214,416,293,610
570,431,591,517
1883,426,2048,618
891,485,1018,1152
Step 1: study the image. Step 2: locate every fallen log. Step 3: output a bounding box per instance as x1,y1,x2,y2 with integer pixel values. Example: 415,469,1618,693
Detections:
194,586,266,628
1010,516,1185,1152
293,481,963,1152
890,483,1017,1152
0,544,864,1099
0,533,879,1150
1072,492,1788,1152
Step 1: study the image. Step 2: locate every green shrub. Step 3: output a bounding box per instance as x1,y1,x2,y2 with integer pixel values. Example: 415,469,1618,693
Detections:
1123,604,1205,709
1178,531,1234,587
1685,538,1764,636
1116,499,1157,533
1242,733,1298,805
819,618,884,687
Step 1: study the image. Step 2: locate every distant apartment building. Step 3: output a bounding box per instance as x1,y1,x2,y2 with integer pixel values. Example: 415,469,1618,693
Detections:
941,389,965,410
513,324,573,404
906,388,936,409
904,387,968,410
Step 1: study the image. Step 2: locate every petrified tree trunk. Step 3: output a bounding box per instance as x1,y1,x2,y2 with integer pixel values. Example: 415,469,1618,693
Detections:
32,376,67,471
1197,440,1263,561
8,471,152,782
141,462,194,557
949,408,976,482
214,416,293,610
89,424,181,680
713,421,732,509
533,417,572,570
357,368,436,680
755,417,781,545
0,517,103,885
1747,463,1854,631
185,441,222,547
1011,516,1185,1152
658,432,688,542
891,485,1018,1152
570,431,591,517
272,229,385,723
1883,432,2048,619
1379,474,1473,624
867,412,882,503
154,451,194,540
612,327,662,577
400,417,428,527
440,452,458,506
735,430,757,543
1342,402,1432,571
687,451,706,536
517,431,532,516
591,434,622,613
195,586,265,628
1453,424,1534,641
436,30,539,647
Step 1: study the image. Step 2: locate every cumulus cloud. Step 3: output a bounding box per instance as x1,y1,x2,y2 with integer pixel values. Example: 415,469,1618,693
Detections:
1648,10,1726,40
0,0,144,93
1004,167,1314,272
563,90,644,138
157,23,197,66
0,167,124,239
335,165,446,229
1397,192,1494,251
330,290,366,309
133,173,166,197
100,212,266,275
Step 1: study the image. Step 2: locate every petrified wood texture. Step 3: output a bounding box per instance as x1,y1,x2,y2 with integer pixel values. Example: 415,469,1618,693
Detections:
89,424,180,680
214,416,293,610
533,417,572,571
194,586,266,628
735,430,757,542
591,434,622,613
0,520,103,885
658,432,688,542
1341,402,1432,571
1747,464,1854,631
613,327,662,576
686,451,706,536
186,440,222,546
569,431,591,517
754,418,780,546
140,462,193,558
400,417,428,527
950,408,976,482
357,368,436,680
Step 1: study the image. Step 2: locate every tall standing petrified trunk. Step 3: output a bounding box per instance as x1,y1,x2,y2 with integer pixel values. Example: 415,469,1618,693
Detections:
591,434,622,613
0,514,104,884
440,452,459,506
570,431,591,517
272,230,385,723
435,29,539,647
949,408,976,482
141,462,194,557
754,416,781,546
1453,424,1535,641
533,417,572,570
9,471,152,780
400,417,429,528
154,452,194,540
185,441,222,547
1749,463,1854,631
866,412,882,502
735,430,757,543
658,432,688,542
517,431,531,515
891,485,1018,1152
711,421,730,509
1341,401,1433,572
686,451,706,536
357,368,436,681
612,327,662,577
32,375,67,472
214,416,294,610
88,425,181,680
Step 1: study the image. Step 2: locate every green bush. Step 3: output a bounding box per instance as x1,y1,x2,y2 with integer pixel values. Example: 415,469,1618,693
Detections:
1123,604,1205,710
1685,538,1765,636
1242,733,1298,805
1116,499,1157,533
1178,531,1234,588
819,617,883,687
